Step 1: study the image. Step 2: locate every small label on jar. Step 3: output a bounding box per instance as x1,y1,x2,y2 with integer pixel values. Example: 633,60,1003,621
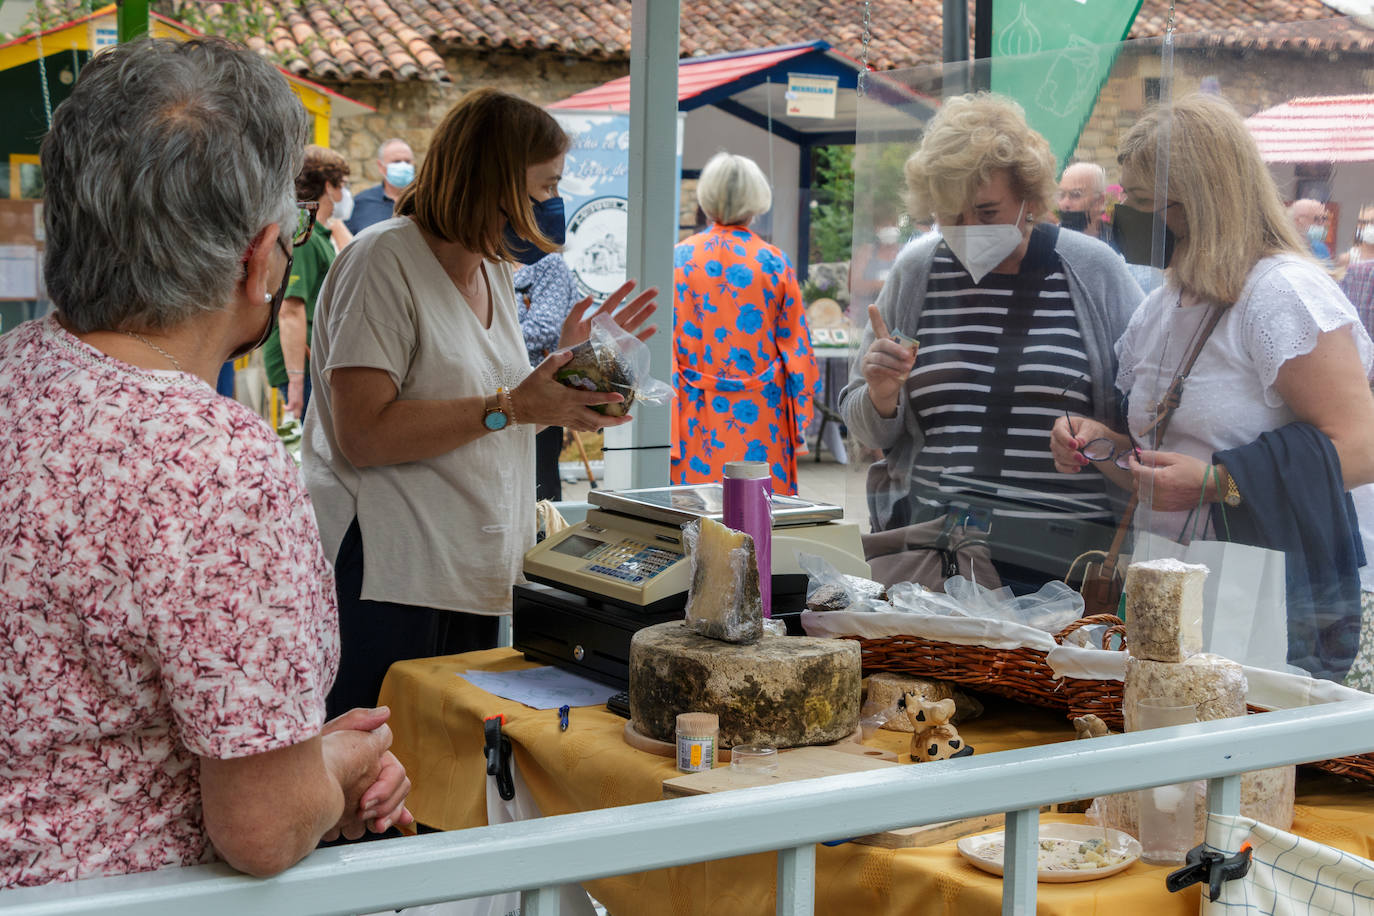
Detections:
676,734,715,772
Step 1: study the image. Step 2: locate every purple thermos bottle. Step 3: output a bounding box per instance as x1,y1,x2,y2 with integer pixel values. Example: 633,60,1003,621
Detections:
723,461,773,617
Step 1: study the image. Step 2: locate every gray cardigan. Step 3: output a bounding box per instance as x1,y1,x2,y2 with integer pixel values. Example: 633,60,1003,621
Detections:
839,227,1144,528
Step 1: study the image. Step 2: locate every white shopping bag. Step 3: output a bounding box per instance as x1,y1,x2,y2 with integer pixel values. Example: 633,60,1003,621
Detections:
1132,531,1290,673
1200,812,1374,914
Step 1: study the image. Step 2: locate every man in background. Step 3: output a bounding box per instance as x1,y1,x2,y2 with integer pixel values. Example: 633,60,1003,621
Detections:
345,138,414,234
1290,198,1332,262
1056,162,1111,244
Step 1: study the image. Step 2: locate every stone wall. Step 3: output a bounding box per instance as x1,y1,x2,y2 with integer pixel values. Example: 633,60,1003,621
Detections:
323,50,629,187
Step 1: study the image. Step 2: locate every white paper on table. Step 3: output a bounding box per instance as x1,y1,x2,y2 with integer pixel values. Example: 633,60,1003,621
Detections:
459,666,619,710
0,245,39,299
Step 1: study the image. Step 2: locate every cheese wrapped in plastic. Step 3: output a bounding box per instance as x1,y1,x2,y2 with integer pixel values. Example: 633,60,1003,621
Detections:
683,516,763,644
1124,558,1206,662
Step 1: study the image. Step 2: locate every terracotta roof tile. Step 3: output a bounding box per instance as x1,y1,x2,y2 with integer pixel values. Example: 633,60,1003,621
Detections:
160,0,1374,84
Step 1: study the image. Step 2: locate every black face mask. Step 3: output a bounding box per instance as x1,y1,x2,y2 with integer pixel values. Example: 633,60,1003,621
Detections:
1111,204,1176,269
504,196,567,266
1057,209,1090,232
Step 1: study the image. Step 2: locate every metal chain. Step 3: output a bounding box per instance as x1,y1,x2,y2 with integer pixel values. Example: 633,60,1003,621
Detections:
35,23,53,130
1166,0,1177,38
859,0,873,95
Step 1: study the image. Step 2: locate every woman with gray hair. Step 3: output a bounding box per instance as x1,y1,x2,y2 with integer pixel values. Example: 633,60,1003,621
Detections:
0,38,409,889
672,151,821,494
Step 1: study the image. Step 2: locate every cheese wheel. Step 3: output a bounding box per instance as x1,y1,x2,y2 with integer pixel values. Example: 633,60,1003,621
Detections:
1125,558,1206,663
629,621,861,748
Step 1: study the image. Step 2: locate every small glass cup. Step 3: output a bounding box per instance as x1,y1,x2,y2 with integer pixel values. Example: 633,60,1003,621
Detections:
730,745,779,774
1133,698,1200,865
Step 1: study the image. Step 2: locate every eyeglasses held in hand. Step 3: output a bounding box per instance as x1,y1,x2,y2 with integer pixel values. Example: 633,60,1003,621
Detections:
1064,407,1142,470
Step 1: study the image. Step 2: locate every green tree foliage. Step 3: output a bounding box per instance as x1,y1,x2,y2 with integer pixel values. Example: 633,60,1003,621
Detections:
809,139,921,266
808,145,854,266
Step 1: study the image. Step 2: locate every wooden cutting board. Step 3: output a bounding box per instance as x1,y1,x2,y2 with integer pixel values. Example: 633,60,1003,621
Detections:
662,746,1003,848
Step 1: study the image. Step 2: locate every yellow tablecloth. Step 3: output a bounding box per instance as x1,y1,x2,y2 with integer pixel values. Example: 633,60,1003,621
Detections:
378,649,1374,916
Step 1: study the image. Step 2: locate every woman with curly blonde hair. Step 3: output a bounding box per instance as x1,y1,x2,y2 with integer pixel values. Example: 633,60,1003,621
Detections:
841,92,1143,592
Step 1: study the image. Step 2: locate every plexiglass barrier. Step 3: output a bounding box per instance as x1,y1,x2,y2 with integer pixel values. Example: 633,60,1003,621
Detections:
836,16,1374,692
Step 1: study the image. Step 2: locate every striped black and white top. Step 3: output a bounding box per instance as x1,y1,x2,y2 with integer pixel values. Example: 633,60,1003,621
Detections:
903,224,1112,522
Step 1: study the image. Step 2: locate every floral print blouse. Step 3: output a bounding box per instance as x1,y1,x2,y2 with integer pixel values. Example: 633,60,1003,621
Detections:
0,317,338,888
671,224,820,494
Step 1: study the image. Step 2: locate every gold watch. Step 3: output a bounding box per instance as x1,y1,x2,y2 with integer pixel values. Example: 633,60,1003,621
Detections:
1217,465,1242,507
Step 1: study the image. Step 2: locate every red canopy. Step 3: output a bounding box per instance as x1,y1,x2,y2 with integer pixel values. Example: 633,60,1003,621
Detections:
1246,94,1374,163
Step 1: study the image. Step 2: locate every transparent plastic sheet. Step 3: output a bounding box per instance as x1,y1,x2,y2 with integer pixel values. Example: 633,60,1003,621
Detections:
843,16,1374,690
555,312,671,416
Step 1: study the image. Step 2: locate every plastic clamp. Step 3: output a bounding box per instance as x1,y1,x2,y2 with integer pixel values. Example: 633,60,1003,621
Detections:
483,714,515,801
1166,842,1253,901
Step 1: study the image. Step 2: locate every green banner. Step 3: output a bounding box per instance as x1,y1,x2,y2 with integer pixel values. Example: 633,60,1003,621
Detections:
989,0,1143,168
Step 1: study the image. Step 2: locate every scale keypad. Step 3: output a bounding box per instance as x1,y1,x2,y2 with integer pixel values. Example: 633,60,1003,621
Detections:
584,538,679,584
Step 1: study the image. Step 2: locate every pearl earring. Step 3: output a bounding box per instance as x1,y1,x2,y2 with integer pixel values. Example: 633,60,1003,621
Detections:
264,293,272,303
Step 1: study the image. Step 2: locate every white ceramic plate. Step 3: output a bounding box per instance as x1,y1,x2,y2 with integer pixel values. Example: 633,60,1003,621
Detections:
957,823,1141,883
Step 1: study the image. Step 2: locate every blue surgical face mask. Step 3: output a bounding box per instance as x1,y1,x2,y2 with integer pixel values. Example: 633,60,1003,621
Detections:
385,161,415,189
504,196,567,266
1308,223,1327,244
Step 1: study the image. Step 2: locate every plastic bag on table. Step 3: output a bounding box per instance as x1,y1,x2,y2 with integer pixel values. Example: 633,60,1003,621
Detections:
799,552,888,612
683,517,764,644
942,576,1085,633
555,313,672,416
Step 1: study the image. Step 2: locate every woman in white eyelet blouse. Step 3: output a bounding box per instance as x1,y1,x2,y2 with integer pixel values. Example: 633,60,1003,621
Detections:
1050,94,1374,691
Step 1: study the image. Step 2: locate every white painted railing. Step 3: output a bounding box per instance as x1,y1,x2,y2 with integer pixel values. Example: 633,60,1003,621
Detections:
3,702,1372,916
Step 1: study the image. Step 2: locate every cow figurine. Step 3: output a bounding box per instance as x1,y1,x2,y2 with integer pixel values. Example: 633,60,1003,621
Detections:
904,694,974,762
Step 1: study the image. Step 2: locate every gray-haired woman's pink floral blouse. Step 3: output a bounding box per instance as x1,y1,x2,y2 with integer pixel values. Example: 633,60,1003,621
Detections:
0,317,338,889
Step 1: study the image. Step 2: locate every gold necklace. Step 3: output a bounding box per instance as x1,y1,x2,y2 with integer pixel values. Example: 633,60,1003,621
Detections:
122,330,184,373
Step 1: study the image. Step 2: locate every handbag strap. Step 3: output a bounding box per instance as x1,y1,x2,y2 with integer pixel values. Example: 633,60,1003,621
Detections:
1097,303,1226,581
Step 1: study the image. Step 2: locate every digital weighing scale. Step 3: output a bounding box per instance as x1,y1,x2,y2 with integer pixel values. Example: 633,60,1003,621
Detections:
513,484,871,686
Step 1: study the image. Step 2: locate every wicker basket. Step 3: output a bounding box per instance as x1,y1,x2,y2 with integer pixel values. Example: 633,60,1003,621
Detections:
848,613,1124,719
848,613,1374,783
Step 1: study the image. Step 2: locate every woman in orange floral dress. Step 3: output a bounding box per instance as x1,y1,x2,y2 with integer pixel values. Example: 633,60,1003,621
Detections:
672,152,821,494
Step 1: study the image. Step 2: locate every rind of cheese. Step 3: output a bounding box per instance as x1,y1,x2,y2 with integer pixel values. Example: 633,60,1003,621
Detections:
1125,558,1207,662
628,621,861,747
684,516,763,645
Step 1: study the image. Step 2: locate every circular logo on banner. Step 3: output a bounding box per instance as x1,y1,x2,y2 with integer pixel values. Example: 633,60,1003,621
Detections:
565,196,628,300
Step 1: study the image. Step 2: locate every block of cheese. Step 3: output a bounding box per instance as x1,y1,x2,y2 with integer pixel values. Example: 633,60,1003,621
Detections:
629,621,861,748
1125,558,1207,662
1123,654,1246,726
683,516,763,644
1102,653,1296,833
862,673,954,733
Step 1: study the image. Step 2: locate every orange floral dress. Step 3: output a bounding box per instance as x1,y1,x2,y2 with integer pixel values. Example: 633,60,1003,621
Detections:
671,224,821,495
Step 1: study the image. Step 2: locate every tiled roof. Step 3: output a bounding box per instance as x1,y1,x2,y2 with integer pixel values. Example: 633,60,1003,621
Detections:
37,0,1363,84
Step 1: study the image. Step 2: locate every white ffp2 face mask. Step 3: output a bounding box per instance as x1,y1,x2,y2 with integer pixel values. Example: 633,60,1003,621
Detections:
940,202,1027,283
333,187,354,225
1359,224,1374,246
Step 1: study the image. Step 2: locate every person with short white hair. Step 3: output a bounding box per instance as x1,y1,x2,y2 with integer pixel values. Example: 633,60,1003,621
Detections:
1057,161,1110,242
345,137,415,234
672,151,821,494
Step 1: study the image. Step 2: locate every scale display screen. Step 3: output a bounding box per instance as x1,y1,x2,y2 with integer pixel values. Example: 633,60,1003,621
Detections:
551,534,604,559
